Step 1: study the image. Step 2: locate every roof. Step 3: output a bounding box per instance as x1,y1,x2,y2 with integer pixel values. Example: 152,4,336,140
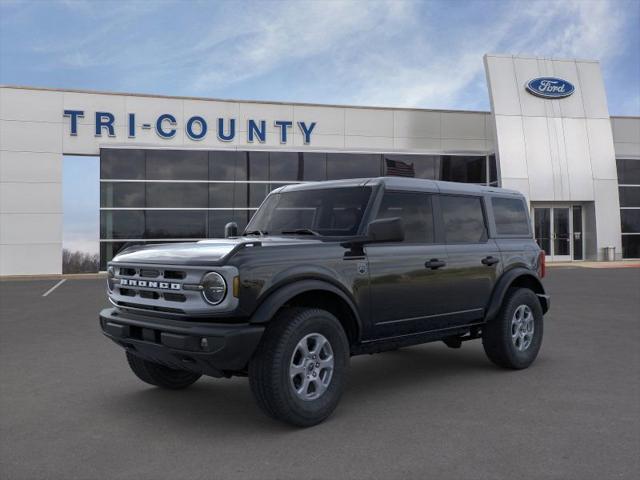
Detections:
277,177,522,196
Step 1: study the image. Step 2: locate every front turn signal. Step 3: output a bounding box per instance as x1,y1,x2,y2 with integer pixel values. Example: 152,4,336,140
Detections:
233,276,240,298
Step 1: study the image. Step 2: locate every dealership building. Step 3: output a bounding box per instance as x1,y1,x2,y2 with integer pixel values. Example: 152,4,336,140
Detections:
1,53,639,275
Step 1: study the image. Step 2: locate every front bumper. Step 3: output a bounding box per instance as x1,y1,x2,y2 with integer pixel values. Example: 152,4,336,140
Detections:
99,308,264,377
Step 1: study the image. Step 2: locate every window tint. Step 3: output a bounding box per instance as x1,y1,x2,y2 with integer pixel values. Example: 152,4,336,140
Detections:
247,187,371,236
100,149,145,179
441,195,487,243
301,152,327,181
619,187,640,207
209,151,247,181
146,150,208,180
441,155,486,184
617,159,640,185
375,191,434,243
621,210,640,233
100,182,145,208
248,151,269,180
100,211,145,239
269,152,300,181
622,235,640,258
489,154,498,186
326,153,381,180
491,197,530,235
145,210,206,238
146,182,208,208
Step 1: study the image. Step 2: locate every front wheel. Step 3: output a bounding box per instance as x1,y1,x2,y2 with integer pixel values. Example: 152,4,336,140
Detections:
249,308,350,427
482,288,544,369
126,352,201,389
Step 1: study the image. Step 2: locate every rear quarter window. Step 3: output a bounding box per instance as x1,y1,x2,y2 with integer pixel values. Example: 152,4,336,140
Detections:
491,197,530,236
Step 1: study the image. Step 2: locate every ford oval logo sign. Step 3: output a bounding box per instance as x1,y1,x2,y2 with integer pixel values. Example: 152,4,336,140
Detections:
526,77,575,99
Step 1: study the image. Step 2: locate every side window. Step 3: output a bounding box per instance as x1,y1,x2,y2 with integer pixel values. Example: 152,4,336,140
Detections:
375,191,434,243
440,195,487,243
492,197,530,235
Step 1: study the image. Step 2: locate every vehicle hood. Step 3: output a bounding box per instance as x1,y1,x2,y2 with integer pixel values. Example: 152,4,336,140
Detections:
110,236,326,265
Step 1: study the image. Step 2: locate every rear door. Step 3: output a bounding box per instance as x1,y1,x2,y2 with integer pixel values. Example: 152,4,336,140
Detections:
438,193,501,326
365,190,450,339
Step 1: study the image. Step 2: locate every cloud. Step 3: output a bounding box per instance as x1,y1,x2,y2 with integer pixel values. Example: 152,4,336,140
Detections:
3,0,637,113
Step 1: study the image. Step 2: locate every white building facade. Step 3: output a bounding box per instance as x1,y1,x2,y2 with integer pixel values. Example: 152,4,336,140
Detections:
1,54,639,275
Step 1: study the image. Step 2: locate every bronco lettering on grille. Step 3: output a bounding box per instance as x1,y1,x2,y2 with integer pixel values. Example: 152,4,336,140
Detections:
120,278,181,290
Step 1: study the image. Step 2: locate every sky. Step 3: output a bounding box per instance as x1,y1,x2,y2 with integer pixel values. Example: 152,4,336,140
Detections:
1,0,639,254
1,0,639,113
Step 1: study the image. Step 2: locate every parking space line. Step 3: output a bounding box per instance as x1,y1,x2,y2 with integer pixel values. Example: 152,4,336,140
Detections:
42,279,67,297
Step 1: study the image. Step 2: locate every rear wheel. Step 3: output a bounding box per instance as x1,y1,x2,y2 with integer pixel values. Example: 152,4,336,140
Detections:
249,308,350,427
126,352,201,389
482,288,543,369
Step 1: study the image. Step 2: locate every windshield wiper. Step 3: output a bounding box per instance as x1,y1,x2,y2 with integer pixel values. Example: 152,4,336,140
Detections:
281,228,321,236
244,230,268,236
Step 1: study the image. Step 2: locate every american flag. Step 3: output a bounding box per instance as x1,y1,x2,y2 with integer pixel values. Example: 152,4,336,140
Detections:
385,158,415,177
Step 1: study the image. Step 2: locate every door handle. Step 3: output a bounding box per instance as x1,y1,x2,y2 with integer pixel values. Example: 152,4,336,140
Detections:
425,259,446,270
481,256,500,266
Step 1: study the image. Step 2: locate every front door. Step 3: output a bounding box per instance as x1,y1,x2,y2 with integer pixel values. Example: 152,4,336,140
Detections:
533,206,583,261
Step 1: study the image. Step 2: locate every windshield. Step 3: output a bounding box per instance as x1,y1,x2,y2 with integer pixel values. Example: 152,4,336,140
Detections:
245,186,372,237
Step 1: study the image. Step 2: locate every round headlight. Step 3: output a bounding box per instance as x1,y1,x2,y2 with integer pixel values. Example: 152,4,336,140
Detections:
107,266,115,292
201,272,227,305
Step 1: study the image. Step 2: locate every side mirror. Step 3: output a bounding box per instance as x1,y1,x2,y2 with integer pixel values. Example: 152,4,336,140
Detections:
365,217,404,243
224,222,238,238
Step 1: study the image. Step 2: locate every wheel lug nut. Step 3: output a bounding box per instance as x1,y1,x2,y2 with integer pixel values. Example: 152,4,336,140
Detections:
312,372,317,377
316,362,320,367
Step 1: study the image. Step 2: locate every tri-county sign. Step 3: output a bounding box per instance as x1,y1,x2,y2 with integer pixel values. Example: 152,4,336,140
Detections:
525,77,575,99
63,110,317,144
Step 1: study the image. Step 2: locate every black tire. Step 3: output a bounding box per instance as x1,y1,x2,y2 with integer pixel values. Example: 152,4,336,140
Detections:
249,308,350,427
126,352,201,389
482,288,544,369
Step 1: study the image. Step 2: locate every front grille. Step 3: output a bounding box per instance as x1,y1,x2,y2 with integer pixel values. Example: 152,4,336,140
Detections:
139,290,160,300
164,270,186,280
163,292,186,302
108,263,238,316
140,269,160,278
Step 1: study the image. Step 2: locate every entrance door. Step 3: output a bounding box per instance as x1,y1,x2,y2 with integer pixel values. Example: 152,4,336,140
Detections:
552,207,571,261
533,206,583,261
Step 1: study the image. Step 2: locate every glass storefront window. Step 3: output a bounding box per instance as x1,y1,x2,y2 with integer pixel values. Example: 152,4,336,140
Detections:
100,182,145,208
327,153,381,180
145,210,207,238
620,210,640,233
209,183,235,207
619,187,640,207
100,211,145,239
441,155,486,184
146,182,208,208
248,151,269,180
621,235,640,258
617,159,640,185
99,149,501,266
146,150,208,180
209,151,247,181
269,152,300,181
100,149,145,179
302,152,327,181
383,154,440,179
489,154,498,185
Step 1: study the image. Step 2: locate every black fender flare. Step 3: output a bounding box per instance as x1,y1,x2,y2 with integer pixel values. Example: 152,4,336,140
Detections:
484,268,549,322
249,278,362,338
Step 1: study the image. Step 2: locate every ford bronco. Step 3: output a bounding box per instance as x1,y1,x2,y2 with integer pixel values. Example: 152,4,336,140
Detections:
100,177,549,427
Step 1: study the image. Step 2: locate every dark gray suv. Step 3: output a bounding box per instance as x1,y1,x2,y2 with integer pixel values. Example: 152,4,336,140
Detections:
100,177,549,426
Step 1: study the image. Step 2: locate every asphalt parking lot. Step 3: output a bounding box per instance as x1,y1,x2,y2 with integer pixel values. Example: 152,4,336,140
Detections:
1,267,639,480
